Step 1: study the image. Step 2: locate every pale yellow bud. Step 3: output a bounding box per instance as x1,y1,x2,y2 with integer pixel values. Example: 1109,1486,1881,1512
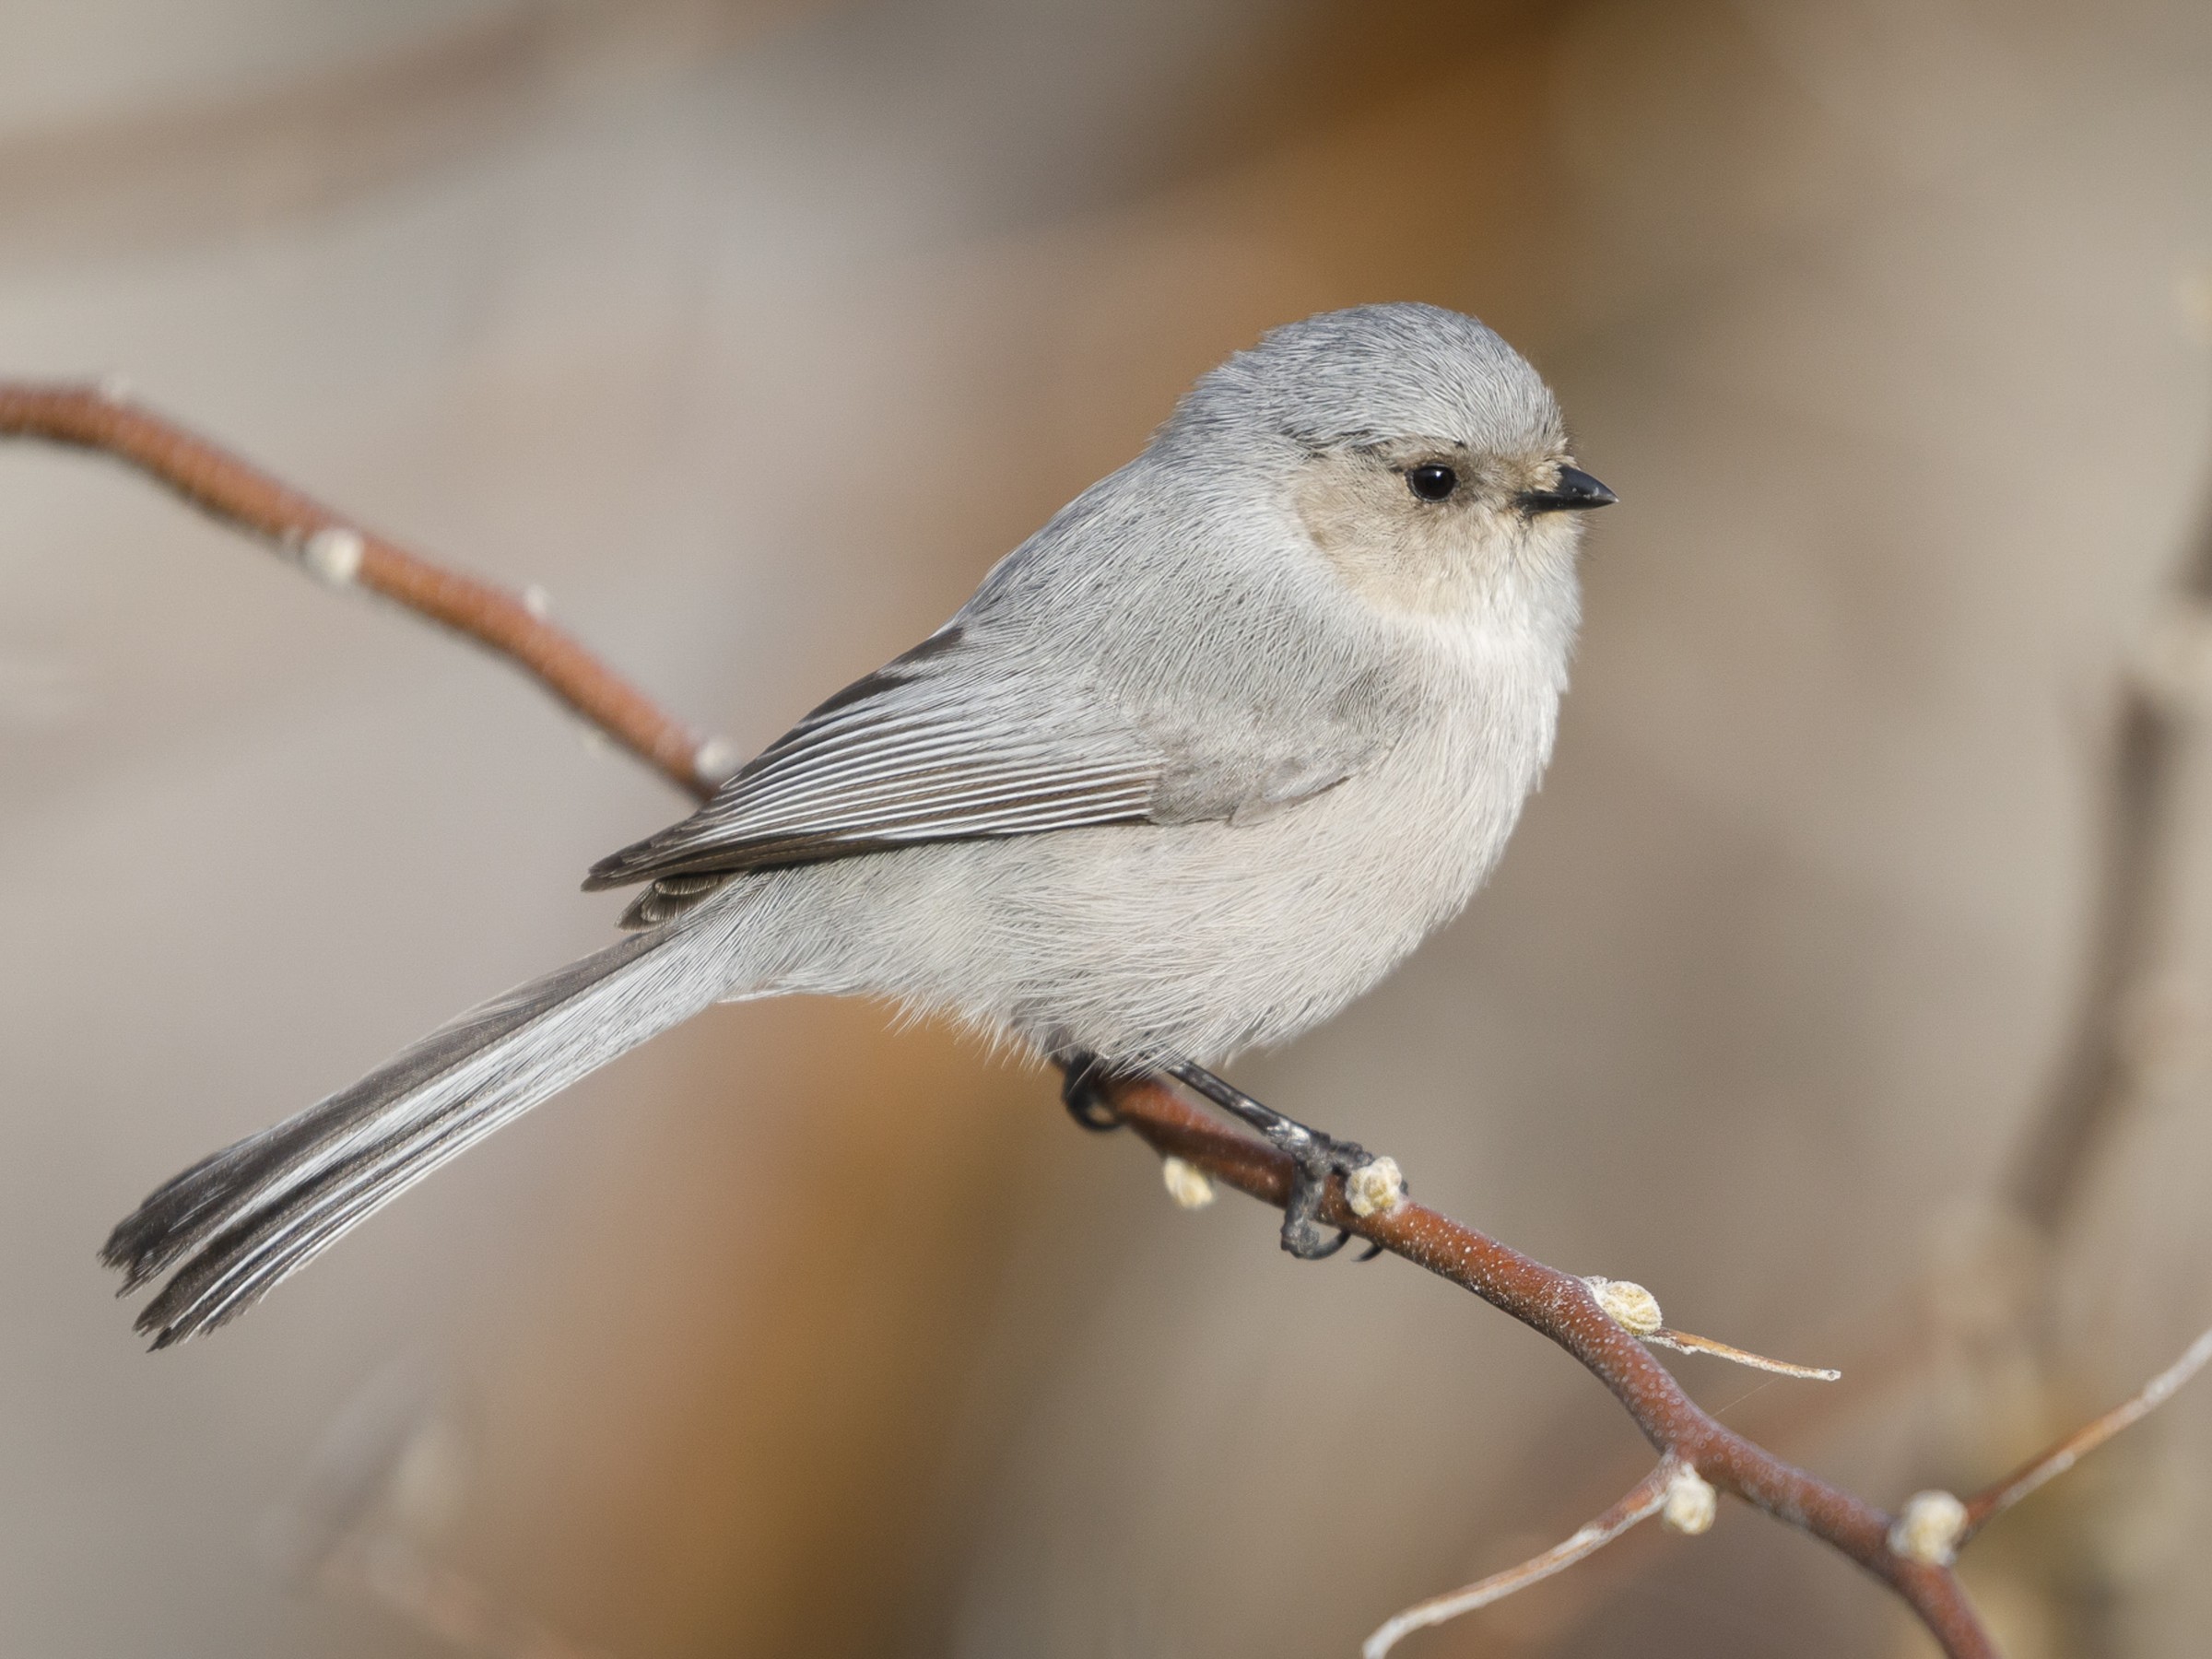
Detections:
1662,1465,1717,1535
1160,1156,1216,1209
1583,1277,1664,1337
1888,1490,1967,1566
303,525,365,587
1345,1157,1406,1218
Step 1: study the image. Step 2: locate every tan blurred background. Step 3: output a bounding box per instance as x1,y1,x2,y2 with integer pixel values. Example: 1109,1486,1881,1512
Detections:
3,1,2210,1655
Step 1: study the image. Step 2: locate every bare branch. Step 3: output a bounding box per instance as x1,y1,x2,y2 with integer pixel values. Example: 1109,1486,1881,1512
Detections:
0,380,731,801
1362,1458,1678,1659
1959,1323,2212,1542
1100,1075,2003,1659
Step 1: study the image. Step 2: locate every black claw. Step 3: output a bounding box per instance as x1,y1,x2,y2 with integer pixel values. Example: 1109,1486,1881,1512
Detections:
1353,1240,1385,1264
1159,1058,1403,1262
1277,1133,1385,1260
1286,1223,1353,1261
1281,1150,1364,1259
1066,1094,1122,1132
1058,1053,1124,1133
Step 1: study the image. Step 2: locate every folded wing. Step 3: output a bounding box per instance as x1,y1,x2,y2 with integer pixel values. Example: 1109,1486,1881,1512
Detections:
585,627,1164,912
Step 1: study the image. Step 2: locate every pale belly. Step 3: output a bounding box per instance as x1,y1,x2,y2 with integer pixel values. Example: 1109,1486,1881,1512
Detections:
737,712,1546,1065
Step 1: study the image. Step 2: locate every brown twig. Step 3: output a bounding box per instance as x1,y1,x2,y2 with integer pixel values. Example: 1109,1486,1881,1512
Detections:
1103,1075,2004,1658
0,380,729,801
1958,1323,2212,1543
1360,1457,1680,1659
9,387,2205,1658
1645,1326,1841,1382
1578,1275,1841,1380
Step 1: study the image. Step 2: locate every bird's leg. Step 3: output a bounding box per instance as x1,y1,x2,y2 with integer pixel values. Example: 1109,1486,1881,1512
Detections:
1161,1060,1401,1260
1057,1049,1125,1133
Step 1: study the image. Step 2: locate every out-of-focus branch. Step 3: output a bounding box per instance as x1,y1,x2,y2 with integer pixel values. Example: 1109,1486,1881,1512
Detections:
265,1363,604,1659
0,381,731,801
2008,516,2212,1230
318,1534,605,1659
11,389,2205,1658
2007,691,2174,1229
1959,430,2212,1653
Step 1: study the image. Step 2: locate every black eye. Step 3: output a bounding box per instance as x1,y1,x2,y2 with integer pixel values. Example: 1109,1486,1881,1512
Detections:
1406,464,1458,502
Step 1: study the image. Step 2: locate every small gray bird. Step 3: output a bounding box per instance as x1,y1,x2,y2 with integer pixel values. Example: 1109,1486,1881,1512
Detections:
105,302,1612,1345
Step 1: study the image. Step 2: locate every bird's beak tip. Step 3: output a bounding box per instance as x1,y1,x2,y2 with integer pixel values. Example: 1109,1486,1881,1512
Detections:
1523,465,1616,513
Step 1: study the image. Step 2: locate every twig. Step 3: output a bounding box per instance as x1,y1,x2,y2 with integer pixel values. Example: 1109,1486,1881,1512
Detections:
10,384,2201,1659
1361,1459,1678,1659
0,380,730,801
1647,1327,1841,1382
1966,440,2212,1647
1959,1323,2212,1542
1580,1276,1841,1380
1100,1074,2002,1658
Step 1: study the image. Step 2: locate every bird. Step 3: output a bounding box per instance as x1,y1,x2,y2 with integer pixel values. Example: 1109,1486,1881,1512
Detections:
103,301,1613,1346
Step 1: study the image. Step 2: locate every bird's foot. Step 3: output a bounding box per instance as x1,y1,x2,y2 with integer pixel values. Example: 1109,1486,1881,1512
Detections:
1163,1060,1405,1260
1057,1050,1124,1133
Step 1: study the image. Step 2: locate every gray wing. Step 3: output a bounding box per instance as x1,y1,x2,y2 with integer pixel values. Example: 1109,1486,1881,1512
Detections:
585,625,1160,917
584,616,1384,924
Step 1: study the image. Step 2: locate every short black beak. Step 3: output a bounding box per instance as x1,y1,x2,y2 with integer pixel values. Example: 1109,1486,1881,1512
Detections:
1520,465,1617,514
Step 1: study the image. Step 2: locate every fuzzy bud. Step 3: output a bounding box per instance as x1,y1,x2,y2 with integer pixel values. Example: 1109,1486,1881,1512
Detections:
694,736,743,785
302,526,365,587
1160,1156,1216,1209
1345,1156,1405,1218
1662,1465,1717,1535
1583,1277,1664,1337
1888,1490,1967,1566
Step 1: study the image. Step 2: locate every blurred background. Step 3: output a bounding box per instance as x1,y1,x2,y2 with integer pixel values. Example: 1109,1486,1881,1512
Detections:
2,1,2210,1654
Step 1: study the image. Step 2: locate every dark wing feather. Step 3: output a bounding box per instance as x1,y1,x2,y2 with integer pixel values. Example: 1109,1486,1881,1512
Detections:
585,627,1163,896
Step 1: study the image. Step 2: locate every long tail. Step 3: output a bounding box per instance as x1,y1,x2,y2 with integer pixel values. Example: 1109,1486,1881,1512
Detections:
103,909,741,1347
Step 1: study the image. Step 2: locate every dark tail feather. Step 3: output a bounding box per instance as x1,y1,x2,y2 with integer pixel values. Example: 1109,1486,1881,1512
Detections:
104,915,735,1347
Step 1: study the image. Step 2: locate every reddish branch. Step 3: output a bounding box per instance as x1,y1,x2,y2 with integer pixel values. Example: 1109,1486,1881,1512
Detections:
1104,1077,2000,1656
8,383,2204,1659
0,381,724,802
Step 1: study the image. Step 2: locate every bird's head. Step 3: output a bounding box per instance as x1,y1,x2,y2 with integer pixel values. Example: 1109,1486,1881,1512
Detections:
1163,302,1612,619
